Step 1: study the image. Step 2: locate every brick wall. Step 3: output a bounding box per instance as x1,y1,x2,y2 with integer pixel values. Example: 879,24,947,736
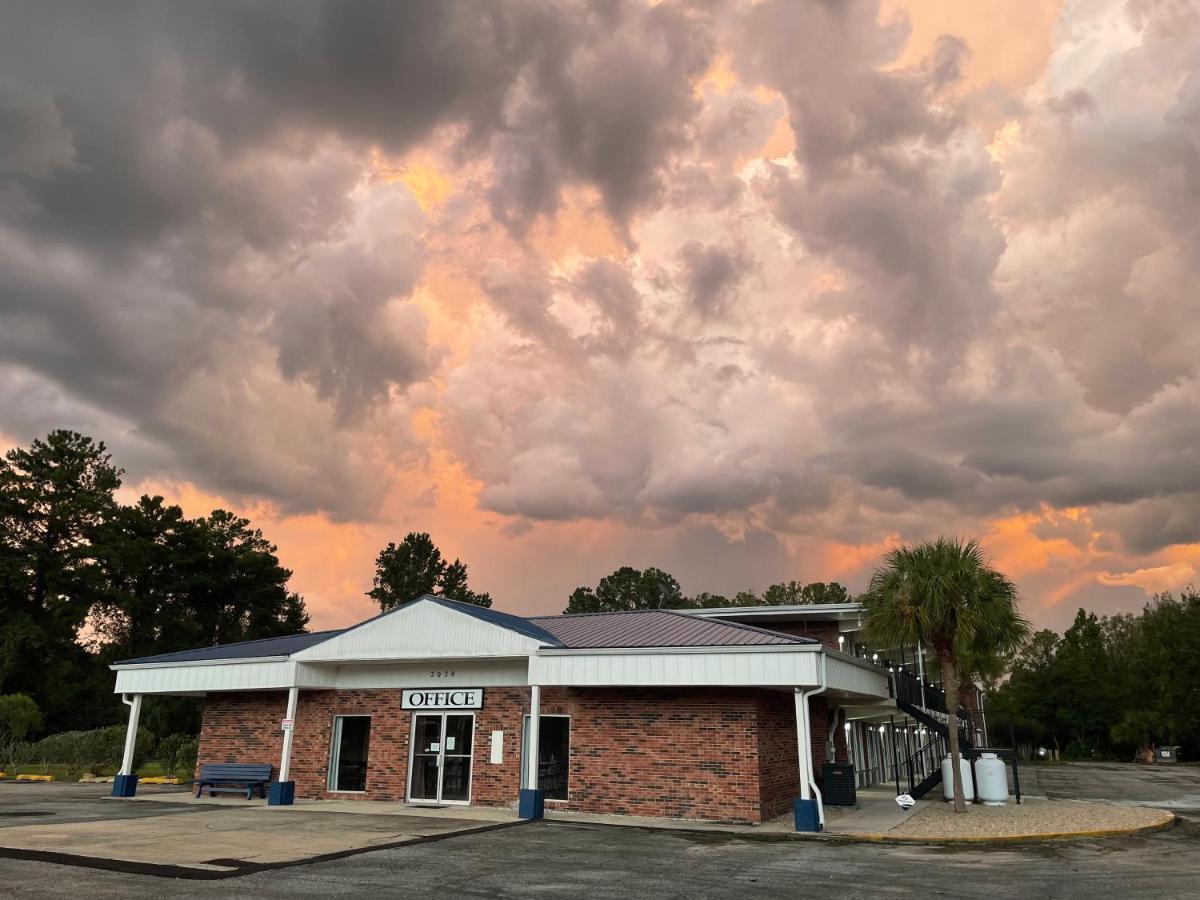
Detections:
196,690,288,780
760,620,842,650
548,688,763,823
756,691,800,820
197,685,821,824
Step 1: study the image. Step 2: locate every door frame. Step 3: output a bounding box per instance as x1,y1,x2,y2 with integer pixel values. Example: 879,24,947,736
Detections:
405,710,476,805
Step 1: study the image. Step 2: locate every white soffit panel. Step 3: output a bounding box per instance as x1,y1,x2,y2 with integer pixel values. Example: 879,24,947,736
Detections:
823,656,890,697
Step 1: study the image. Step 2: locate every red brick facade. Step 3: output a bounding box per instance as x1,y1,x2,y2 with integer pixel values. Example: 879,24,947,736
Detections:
197,685,828,824
763,619,842,650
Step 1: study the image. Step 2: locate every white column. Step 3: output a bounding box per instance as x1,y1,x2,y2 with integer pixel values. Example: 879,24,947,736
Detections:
278,687,299,782
120,694,143,776
526,685,541,791
917,642,928,708
794,688,811,800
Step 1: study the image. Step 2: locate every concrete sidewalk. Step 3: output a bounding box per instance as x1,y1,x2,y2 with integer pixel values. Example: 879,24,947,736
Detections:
0,787,523,876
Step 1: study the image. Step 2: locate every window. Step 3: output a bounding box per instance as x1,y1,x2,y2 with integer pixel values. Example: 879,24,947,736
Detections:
522,715,570,801
328,716,370,792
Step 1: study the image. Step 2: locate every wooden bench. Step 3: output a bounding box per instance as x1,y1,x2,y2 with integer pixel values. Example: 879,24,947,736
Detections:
195,763,273,800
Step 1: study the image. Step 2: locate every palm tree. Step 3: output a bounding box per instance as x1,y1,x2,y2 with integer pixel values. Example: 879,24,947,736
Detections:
864,538,1029,813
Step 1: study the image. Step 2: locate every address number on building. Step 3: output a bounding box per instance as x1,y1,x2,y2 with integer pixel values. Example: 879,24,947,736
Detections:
402,688,484,710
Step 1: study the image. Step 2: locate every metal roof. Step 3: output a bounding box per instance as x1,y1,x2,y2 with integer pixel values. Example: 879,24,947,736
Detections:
528,609,813,649
423,596,564,646
114,629,345,666
115,601,816,668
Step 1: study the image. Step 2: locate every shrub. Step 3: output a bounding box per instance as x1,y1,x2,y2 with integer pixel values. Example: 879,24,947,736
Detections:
96,725,154,775
0,694,43,742
178,736,199,779
2,738,34,775
155,733,192,778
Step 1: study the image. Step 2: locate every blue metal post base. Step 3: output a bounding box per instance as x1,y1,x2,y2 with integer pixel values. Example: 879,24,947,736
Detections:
111,774,139,798
794,798,822,832
519,788,545,819
268,781,296,806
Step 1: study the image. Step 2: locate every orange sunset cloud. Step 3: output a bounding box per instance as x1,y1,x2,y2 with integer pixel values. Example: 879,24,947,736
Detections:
3,0,1198,636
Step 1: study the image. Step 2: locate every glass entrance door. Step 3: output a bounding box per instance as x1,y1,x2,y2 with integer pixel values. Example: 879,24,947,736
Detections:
408,712,474,804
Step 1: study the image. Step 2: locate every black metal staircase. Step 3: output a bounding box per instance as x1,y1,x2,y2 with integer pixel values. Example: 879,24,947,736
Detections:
895,698,975,799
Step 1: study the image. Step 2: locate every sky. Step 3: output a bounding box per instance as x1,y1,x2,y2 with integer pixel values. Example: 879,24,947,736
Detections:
2,0,1198,633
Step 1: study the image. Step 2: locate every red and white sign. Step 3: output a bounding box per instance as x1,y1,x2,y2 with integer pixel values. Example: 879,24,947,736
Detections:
281,718,295,732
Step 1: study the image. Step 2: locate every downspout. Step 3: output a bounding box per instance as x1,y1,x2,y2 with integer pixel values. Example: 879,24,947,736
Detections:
801,653,828,828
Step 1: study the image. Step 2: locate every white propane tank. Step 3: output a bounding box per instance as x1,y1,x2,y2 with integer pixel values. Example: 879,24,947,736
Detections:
975,753,1008,805
941,756,975,802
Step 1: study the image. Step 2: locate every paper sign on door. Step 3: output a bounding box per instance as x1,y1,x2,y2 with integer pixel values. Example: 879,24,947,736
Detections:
446,737,456,751
430,742,440,751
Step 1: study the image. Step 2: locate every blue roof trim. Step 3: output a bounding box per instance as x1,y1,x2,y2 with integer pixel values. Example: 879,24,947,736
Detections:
113,629,345,666
424,596,565,647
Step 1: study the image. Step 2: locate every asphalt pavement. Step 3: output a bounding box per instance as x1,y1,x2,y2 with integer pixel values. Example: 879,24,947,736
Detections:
0,763,1196,898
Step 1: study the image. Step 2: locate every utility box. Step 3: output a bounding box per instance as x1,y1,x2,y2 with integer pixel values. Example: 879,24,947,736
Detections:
822,762,857,807
1156,746,1181,764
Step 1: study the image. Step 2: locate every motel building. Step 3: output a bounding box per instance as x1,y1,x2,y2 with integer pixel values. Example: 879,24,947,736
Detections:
109,596,966,831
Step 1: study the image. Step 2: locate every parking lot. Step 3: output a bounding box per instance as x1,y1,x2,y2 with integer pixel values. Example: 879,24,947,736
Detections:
0,763,1197,898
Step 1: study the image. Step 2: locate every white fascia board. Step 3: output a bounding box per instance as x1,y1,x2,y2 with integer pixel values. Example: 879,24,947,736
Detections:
109,656,289,671
535,643,824,657
113,659,302,695
687,603,863,619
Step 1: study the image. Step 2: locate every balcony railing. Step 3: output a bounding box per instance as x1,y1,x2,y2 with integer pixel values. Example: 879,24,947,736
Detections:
889,666,946,713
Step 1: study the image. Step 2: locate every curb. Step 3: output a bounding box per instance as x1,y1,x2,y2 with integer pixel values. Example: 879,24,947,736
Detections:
837,811,1176,845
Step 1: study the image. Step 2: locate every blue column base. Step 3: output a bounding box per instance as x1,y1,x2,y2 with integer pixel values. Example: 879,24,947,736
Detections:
794,798,822,832
268,781,296,806
111,774,139,798
519,788,546,820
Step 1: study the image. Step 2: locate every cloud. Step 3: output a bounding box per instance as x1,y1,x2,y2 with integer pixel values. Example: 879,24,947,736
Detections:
0,0,716,518
1,0,1199,626
0,76,75,177
677,240,755,317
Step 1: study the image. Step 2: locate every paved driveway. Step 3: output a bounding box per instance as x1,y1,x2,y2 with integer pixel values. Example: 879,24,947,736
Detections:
0,765,1197,898
1031,761,1200,816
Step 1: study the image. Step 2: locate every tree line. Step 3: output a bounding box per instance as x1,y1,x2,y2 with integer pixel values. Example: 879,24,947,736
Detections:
987,590,1200,761
1,431,309,736
564,566,851,613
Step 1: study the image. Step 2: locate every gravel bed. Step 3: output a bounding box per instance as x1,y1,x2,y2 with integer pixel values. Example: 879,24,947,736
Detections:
887,798,1172,839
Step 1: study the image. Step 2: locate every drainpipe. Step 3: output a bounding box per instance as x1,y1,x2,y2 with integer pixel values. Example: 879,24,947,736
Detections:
800,653,828,828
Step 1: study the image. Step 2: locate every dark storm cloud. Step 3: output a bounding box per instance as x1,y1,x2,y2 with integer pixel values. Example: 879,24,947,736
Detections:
487,0,715,234
0,0,710,516
677,241,754,317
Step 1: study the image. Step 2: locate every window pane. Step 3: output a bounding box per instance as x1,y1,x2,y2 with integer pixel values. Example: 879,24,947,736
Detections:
444,715,473,755
410,754,439,800
415,714,442,754
441,756,470,801
334,716,370,792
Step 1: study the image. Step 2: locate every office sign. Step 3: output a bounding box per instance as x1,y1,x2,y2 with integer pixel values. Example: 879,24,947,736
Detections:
402,688,484,710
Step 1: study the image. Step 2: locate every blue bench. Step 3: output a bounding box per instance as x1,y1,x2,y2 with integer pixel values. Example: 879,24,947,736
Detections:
195,763,273,800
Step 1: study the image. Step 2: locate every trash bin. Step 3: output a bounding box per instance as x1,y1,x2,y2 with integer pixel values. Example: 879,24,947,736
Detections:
822,762,857,807
1156,746,1181,764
